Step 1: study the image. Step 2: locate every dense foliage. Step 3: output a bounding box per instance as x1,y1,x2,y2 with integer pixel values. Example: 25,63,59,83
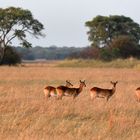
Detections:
2,46,21,65
83,15,140,61
85,15,140,47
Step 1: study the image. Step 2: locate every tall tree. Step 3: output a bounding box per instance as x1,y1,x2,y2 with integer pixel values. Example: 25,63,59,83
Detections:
0,7,45,64
85,15,140,47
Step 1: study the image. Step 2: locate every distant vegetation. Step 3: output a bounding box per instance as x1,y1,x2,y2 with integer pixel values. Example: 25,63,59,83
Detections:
15,46,84,60
14,42,140,62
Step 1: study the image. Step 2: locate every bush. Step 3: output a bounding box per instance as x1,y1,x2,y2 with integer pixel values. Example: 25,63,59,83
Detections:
2,47,21,65
109,35,140,59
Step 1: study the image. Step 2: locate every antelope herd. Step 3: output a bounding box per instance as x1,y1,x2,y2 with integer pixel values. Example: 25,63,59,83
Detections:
56,80,86,100
44,80,73,99
44,80,140,102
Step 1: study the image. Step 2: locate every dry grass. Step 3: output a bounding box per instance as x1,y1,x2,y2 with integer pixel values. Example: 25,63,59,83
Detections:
57,58,140,68
0,64,140,140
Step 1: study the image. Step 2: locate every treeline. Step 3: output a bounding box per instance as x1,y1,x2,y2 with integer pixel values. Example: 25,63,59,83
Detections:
14,36,140,62
15,15,140,61
70,36,140,61
15,46,84,60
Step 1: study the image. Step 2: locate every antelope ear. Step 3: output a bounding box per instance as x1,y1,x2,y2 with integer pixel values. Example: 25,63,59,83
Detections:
80,80,82,82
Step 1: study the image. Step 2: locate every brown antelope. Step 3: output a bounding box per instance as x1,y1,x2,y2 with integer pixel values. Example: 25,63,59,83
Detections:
44,80,73,99
90,81,118,101
135,87,140,102
56,80,86,100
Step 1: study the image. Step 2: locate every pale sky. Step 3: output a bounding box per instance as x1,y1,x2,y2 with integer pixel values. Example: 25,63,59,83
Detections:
1,0,140,47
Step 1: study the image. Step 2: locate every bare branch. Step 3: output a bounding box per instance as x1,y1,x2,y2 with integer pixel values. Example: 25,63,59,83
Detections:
5,35,17,46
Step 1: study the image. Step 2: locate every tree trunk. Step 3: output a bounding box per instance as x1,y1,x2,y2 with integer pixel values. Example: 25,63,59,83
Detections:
0,47,5,65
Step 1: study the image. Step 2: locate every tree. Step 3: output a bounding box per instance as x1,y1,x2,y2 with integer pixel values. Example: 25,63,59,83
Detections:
85,15,140,47
0,7,45,64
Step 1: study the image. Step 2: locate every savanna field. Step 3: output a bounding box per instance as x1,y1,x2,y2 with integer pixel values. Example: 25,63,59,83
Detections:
0,60,140,140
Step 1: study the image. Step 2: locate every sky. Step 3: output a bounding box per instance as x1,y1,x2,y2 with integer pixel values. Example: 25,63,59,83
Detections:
0,0,140,47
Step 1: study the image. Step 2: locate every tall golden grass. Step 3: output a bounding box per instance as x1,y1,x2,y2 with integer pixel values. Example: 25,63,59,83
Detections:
0,63,139,140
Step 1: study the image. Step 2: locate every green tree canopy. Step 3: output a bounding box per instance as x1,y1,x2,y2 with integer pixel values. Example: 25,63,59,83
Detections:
85,15,140,47
0,7,45,64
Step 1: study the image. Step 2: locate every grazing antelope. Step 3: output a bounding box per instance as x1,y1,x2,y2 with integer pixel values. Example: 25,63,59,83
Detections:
135,87,140,102
44,80,73,99
90,81,118,101
56,80,86,100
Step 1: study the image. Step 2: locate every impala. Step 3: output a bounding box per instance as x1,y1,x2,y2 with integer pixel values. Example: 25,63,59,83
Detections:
56,80,86,100
44,80,73,99
90,81,118,101
135,87,140,102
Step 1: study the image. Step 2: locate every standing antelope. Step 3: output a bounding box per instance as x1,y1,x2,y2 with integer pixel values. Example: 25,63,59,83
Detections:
56,80,86,100
90,81,118,101
44,80,73,99
135,87,140,102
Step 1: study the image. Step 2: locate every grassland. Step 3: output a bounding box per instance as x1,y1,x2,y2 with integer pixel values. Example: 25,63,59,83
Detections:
57,58,140,68
0,60,140,140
